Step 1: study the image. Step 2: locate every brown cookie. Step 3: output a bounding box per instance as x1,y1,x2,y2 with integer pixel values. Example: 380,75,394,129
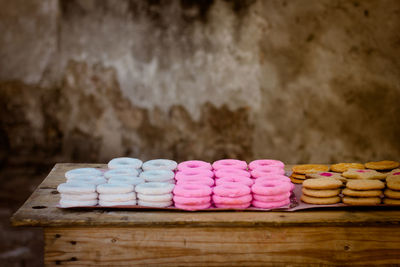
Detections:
386,173,400,182
346,179,385,191
302,188,340,198
342,169,387,180
292,164,329,175
384,189,400,199
387,179,400,191
306,172,347,183
383,198,400,205
303,177,342,190
290,176,304,184
343,196,381,205
365,160,400,170
291,172,306,179
301,194,341,205
330,163,365,173
342,188,382,197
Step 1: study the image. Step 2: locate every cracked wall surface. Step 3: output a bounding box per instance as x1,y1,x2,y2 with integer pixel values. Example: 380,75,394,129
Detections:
1,0,400,166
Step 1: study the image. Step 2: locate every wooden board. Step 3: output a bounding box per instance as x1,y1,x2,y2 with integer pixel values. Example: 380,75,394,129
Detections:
11,163,400,227
45,226,400,266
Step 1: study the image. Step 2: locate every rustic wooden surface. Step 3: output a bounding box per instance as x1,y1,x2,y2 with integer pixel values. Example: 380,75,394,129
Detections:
11,163,400,227
45,226,400,266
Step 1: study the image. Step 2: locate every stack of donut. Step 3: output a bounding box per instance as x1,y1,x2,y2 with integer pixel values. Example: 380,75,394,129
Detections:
249,160,293,209
58,168,105,207
135,159,177,208
173,160,214,210
212,159,253,209
97,183,137,206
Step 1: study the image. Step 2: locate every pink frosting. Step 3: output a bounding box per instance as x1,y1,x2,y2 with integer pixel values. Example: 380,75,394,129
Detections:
177,160,212,171
215,176,254,187
251,181,292,196
173,184,212,197
212,194,252,205
320,172,333,177
212,159,248,170
252,199,290,209
393,172,400,175
214,202,251,209
356,170,369,173
249,159,285,170
174,202,211,211
173,195,211,205
176,176,215,186
213,182,251,197
175,169,214,180
214,168,251,178
253,192,290,202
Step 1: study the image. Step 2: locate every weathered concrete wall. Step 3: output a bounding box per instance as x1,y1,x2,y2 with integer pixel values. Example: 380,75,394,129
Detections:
1,0,400,165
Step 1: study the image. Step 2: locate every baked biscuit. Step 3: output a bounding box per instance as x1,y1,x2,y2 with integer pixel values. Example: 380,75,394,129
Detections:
301,195,341,205
303,177,342,190
292,164,329,174
290,176,304,184
383,198,400,205
306,172,347,183
342,169,387,180
387,179,400,190
342,188,382,197
346,179,385,191
302,188,340,198
343,196,381,205
330,163,364,173
365,160,400,170
384,189,400,199
291,173,306,179
386,173,400,183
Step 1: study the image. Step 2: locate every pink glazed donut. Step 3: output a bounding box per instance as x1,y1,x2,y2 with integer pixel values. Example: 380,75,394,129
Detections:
175,169,214,180
251,167,285,178
249,159,285,170
214,203,251,209
212,159,247,170
215,176,253,187
173,184,212,197
213,182,251,197
214,168,251,178
212,194,252,205
252,199,290,209
173,195,211,205
177,160,212,171
251,180,291,196
176,176,214,186
175,202,211,211
253,192,290,202
254,175,291,183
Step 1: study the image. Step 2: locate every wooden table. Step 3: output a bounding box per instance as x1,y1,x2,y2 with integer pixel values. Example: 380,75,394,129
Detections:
11,163,400,266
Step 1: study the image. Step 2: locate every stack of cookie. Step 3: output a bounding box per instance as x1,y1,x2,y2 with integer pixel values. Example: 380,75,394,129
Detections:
306,172,347,184
384,172,400,205
97,183,136,206
291,164,330,184
300,178,342,205
342,180,384,205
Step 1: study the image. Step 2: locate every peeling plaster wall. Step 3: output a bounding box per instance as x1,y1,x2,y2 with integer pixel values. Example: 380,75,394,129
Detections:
1,0,400,165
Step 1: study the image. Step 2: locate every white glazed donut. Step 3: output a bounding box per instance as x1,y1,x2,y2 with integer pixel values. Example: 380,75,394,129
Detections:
99,200,137,206
108,157,143,169
135,182,175,195
60,199,98,207
140,170,175,182
67,176,107,185
97,183,134,194
142,159,177,171
104,168,139,179
137,193,173,202
99,192,136,202
65,168,103,179
61,193,98,201
108,176,145,186
138,200,172,208
57,183,96,195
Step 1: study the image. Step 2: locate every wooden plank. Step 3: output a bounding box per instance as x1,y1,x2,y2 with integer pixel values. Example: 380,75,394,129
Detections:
44,226,400,266
11,163,400,227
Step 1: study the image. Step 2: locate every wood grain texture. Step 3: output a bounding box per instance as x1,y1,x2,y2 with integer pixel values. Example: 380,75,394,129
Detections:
11,163,400,227
45,226,400,266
